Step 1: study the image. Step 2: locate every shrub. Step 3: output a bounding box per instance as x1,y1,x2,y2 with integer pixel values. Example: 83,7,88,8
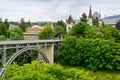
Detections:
3,60,94,80
0,35,6,41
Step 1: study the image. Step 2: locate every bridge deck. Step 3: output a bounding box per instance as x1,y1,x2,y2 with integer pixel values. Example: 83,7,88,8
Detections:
0,39,61,45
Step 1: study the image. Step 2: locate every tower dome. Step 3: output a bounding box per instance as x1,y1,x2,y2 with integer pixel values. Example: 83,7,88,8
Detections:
93,11,99,19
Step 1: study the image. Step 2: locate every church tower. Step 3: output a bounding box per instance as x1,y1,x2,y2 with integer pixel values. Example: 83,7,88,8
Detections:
88,5,93,25
66,14,74,33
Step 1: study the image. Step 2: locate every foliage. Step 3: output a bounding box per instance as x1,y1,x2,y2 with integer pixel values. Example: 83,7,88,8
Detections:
59,36,77,65
80,12,88,23
92,17,99,27
68,22,88,38
54,25,64,38
69,22,120,42
14,53,32,66
4,19,9,30
38,23,55,39
27,20,32,27
59,22,120,71
0,35,6,41
0,22,7,36
63,65,120,80
19,18,26,32
3,60,94,80
56,20,66,33
59,36,120,71
7,28,23,40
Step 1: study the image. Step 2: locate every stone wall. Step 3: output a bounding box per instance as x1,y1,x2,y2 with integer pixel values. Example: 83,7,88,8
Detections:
23,32,39,40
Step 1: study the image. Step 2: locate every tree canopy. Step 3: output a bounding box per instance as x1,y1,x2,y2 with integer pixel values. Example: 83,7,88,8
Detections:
80,12,87,23
7,28,24,40
38,23,55,39
3,60,94,80
19,18,26,32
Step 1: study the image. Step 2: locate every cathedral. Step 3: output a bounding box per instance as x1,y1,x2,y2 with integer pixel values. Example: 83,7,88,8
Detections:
88,5,102,26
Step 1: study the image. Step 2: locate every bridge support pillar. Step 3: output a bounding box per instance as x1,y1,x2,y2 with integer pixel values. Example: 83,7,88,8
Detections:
39,44,54,64
2,47,6,65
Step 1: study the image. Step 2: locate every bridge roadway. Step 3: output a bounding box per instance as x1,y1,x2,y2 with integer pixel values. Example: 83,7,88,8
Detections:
0,39,61,49
0,39,61,45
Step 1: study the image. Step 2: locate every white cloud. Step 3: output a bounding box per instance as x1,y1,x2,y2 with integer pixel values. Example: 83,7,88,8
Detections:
0,0,120,22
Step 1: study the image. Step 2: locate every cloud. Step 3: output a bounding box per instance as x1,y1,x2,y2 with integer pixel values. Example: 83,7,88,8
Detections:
0,0,119,22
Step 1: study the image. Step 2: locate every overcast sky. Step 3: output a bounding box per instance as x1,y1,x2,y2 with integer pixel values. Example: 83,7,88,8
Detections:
0,0,120,22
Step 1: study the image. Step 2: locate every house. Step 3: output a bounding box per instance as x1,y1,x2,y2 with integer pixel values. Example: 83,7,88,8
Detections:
24,25,43,40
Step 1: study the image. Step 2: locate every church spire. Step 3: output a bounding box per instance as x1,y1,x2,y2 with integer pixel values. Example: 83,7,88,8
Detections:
88,5,92,18
66,14,74,24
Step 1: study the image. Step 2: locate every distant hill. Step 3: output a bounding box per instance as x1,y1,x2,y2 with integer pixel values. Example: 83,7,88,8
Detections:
103,15,120,26
104,15,120,19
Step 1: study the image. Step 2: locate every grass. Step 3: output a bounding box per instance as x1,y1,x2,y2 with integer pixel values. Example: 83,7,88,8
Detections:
62,65,120,80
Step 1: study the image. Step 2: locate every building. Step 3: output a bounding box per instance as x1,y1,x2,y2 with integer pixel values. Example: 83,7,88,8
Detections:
26,25,43,33
66,15,75,33
88,5,93,25
65,5,103,33
24,25,43,40
88,5,102,26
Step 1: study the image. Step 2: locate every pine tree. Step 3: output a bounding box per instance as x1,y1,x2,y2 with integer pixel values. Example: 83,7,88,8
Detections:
4,19,9,30
80,12,87,23
19,18,26,32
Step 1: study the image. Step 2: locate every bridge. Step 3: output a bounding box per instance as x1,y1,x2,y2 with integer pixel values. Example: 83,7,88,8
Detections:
0,39,61,78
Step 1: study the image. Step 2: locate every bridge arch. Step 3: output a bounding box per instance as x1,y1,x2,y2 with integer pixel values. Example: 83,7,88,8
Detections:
6,47,50,67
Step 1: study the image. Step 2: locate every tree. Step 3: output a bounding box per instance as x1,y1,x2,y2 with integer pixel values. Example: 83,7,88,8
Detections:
0,22,7,36
68,22,88,38
56,20,66,34
80,12,87,23
38,23,55,39
0,35,6,41
19,18,26,32
92,17,99,27
4,60,94,80
27,20,32,27
115,19,120,29
7,28,24,40
0,17,3,23
4,19,9,30
59,36,77,65
54,25,64,38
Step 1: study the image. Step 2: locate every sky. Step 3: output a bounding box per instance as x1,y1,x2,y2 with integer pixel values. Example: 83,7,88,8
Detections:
0,0,120,22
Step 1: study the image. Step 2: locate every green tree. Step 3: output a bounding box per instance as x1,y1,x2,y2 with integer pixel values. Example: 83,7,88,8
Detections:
59,36,77,65
68,22,88,38
4,19,9,30
54,25,64,38
7,28,23,40
19,18,26,32
4,60,94,80
28,20,32,27
80,12,88,23
0,17,3,23
92,17,99,27
38,23,55,39
56,20,66,34
0,35,6,41
0,22,7,36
